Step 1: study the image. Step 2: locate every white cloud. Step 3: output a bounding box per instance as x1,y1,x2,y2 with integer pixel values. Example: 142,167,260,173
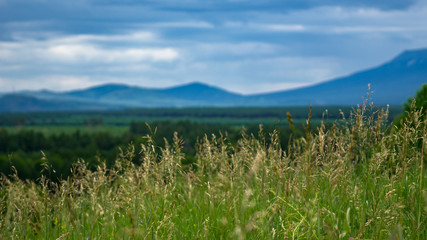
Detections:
0,31,179,64
9,30,155,44
224,21,306,32
0,30,180,92
120,48,178,62
330,26,406,33
140,21,214,28
102,64,153,72
252,24,306,32
244,4,427,35
44,44,178,63
47,31,155,43
0,75,94,91
45,44,99,62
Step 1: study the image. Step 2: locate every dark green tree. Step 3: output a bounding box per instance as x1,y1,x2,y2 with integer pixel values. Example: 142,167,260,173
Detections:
396,84,427,125
404,84,427,114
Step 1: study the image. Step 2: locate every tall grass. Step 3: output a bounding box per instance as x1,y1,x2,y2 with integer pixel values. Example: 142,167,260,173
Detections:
0,102,426,239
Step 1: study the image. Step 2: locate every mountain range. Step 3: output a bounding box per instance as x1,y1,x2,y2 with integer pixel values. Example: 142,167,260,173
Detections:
1,48,426,112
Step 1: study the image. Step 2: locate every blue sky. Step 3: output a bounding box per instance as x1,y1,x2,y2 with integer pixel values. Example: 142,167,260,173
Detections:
1,0,427,94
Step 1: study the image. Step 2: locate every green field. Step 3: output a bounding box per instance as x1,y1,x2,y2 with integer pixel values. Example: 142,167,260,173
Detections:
0,105,402,138
0,103,425,239
0,105,403,127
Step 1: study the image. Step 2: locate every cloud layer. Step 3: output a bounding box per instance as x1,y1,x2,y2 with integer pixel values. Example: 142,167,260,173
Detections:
0,0,427,93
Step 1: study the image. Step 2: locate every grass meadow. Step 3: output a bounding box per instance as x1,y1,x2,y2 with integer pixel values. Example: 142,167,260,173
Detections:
0,102,425,239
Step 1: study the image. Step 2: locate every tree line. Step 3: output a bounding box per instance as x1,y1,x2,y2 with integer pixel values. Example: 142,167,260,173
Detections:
0,121,307,181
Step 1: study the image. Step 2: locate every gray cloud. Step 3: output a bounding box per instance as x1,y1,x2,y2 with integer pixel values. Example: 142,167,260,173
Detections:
0,0,426,93
92,0,417,11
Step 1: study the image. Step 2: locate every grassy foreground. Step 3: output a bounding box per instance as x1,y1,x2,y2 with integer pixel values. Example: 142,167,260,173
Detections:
0,103,426,239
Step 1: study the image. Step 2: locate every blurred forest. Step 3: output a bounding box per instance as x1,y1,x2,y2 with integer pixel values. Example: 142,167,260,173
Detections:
0,106,401,180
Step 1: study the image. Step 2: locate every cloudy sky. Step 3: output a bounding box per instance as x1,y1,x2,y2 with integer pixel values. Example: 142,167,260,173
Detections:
1,0,427,94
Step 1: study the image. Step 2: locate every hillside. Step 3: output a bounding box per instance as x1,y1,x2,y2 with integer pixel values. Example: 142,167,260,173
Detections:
0,94,114,112
64,82,244,107
249,48,427,105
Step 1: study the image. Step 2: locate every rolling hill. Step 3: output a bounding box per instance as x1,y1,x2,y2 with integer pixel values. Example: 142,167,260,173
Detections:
0,94,115,112
64,82,244,107
1,48,426,112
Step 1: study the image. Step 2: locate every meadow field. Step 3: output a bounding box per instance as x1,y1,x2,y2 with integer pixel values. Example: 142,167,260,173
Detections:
0,102,425,239
2,106,393,180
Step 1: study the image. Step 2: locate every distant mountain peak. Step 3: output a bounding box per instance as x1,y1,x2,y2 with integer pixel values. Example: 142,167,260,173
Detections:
65,83,137,99
80,83,132,91
164,81,240,94
392,48,427,63
250,47,427,105
167,81,214,89
183,81,206,86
